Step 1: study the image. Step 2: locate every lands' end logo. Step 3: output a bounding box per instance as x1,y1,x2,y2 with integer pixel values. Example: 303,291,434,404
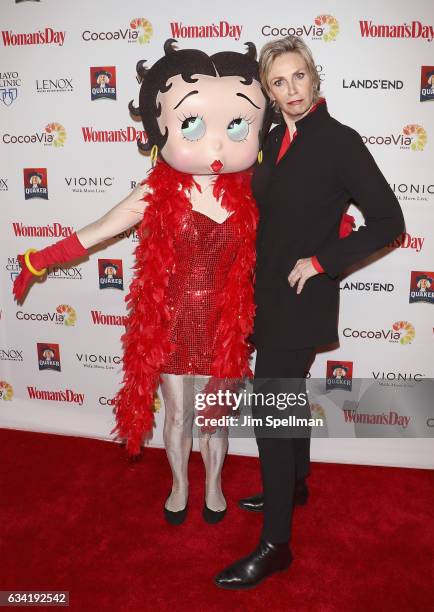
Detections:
98,259,124,290
420,66,434,102
37,342,61,371
359,20,434,43
23,168,48,200
0,381,13,400
90,66,116,101
82,18,152,44
362,125,427,150
1,27,65,47
326,360,353,391
409,271,434,304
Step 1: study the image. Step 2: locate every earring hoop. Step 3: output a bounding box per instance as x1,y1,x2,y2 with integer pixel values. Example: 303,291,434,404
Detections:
150,144,159,167
257,149,263,165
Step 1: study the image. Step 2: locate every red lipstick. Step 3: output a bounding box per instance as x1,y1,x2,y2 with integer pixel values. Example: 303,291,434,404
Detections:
211,160,223,173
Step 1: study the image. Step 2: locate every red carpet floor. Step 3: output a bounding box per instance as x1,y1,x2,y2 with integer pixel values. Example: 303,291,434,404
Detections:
1,428,433,612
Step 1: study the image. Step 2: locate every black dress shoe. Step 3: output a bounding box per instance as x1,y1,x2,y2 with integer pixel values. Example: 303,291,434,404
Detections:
239,480,309,512
215,540,292,590
202,503,227,524
163,496,188,525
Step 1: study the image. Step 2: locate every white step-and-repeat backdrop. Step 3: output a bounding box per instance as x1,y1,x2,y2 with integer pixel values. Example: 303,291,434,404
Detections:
1,0,433,468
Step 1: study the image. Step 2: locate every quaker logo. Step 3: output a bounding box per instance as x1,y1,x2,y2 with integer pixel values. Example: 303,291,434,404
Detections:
390,182,434,203
0,348,23,362
16,304,76,326
420,66,434,102
170,20,243,41
0,178,8,191
1,27,65,47
409,271,434,304
12,222,73,238
262,15,339,42
340,281,394,293
90,66,116,101
388,232,424,253
359,20,434,42
362,125,427,151
343,78,403,90
37,342,61,372
0,381,13,401
326,361,353,391
76,352,122,370
82,18,153,44
47,265,83,281
23,168,48,200
3,122,66,146
36,77,73,94
5,256,20,282
372,370,425,388
81,126,147,144
98,259,124,290
64,176,114,193
343,321,415,344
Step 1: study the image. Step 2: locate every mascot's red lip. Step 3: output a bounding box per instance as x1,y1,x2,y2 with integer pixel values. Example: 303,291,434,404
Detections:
211,160,223,173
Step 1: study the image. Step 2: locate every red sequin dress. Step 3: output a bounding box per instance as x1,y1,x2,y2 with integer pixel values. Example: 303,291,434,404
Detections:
163,209,240,375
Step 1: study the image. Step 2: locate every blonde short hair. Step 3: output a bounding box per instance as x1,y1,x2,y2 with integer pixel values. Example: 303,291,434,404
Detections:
259,36,321,103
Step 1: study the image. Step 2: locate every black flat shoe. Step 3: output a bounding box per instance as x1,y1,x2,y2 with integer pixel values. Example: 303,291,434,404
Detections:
238,480,309,512
202,502,227,524
164,496,188,525
214,539,292,590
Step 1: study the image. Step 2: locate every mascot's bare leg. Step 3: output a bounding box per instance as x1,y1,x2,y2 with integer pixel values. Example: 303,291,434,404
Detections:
160,373,193,512
194,376,228,512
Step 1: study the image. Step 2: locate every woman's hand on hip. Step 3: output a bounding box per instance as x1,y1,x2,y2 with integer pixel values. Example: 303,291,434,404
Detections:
288,258,318,294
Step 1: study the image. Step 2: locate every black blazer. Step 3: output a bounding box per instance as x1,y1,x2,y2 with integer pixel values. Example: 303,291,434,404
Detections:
251,102,405,350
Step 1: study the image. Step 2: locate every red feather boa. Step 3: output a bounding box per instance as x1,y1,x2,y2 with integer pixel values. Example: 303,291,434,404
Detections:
111,161,257,455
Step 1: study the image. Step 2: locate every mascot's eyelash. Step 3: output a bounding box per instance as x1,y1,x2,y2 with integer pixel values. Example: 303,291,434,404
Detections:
177,113,203,123
230,114,255,124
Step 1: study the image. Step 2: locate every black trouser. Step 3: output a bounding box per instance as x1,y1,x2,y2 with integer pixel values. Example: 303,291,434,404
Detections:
253,346,315,544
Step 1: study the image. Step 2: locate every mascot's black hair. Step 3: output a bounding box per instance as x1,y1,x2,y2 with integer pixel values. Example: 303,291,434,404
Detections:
129,39,273,154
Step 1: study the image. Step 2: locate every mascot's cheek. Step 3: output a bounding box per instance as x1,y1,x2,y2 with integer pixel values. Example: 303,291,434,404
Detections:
161,142,203,173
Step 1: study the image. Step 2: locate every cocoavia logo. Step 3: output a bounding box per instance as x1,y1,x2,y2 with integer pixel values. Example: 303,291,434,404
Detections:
0,380,13,400
314,15,339,41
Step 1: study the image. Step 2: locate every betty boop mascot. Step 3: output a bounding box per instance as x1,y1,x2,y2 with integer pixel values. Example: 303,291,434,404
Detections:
14,40,271,525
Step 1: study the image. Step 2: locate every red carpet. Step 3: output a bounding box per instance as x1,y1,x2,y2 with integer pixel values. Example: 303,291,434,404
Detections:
1,428,433,611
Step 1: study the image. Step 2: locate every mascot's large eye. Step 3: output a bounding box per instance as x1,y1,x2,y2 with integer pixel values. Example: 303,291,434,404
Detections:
180,115,206,141
227,117,250,142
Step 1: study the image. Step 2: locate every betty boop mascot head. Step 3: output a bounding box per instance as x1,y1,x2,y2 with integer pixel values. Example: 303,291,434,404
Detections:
113,40,272,456
129,39,272,173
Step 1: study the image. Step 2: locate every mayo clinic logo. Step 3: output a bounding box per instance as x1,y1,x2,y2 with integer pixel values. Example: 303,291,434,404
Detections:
262,15,339,42
0,71,21,106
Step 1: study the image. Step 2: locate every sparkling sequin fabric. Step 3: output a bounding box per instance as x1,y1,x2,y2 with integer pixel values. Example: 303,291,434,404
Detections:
163,209,240,375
